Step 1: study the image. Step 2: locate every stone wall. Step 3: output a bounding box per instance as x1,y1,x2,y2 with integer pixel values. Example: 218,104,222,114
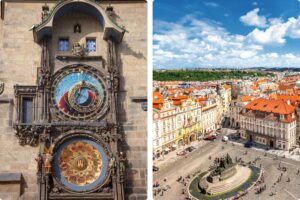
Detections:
0,1,147,200
112,3,147,200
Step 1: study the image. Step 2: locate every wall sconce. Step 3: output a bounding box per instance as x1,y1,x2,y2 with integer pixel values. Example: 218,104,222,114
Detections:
131,96,147,112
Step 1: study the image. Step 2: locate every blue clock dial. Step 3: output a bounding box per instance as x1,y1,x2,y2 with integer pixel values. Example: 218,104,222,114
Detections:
51,66,107,120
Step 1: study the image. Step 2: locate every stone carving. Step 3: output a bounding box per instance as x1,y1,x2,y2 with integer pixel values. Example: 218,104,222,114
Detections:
38,67,51,88
102,187,112,193
210,154,234,177
74,23,81,33
35,153,43,173
113,74,119,90
14,85,37,96
0,82,4,95
119,152,126,176
72,42,85,56
15,125,43,146
41,4,50,21
109,155,117,170
44,146,54,174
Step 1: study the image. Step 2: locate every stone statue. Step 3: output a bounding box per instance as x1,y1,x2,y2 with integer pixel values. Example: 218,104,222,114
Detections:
210,154,234,177
35,153,43,173
113,75,119,90
74,24,81,33
109,155,116,169
44,146,53,174
226,153,233,165
119,152,126,176
72,42,84,56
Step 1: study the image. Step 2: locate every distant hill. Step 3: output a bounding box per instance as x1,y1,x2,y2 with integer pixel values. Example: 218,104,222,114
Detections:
153,70,275,81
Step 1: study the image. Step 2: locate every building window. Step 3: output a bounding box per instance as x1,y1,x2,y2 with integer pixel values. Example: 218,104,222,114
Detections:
58,38,69,51
22,97,33,123
86,38,96,52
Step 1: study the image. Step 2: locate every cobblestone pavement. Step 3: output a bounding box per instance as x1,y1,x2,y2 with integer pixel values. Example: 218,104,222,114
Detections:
153,140,209,169
153,129,300,200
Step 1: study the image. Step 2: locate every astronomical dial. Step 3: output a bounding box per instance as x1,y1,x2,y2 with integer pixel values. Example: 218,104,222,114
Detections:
51,65,107,120
53,137,109,192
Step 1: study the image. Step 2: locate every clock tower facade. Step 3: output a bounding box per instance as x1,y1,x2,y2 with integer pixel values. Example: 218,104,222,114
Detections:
0,1,147,200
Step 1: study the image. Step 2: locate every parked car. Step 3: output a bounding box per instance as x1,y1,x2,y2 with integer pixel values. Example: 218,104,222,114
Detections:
185,146,196,152
204,135,217,141
244,141,253,148
222,136,229,142
153,166,159,172
177,150,187,156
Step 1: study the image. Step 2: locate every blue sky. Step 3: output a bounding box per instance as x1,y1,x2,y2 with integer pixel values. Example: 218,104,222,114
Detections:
153,0,300,69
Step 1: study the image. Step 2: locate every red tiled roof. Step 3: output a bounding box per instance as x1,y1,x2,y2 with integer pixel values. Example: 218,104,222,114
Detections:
244,98,295,115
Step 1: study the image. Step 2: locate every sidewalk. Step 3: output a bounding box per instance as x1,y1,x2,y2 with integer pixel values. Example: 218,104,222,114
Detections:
224,129,300,162
153,140,208,169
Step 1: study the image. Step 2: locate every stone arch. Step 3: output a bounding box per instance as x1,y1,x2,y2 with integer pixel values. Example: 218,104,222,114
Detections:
33,0,125,43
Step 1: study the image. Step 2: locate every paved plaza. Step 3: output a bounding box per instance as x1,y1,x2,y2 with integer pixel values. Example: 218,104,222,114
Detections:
153,129,300,200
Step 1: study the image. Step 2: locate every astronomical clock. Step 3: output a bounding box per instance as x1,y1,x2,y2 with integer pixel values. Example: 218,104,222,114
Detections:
51,65,107,120
13,1,126,199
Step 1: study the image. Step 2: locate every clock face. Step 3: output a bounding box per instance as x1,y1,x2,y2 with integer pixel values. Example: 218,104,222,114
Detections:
51,65,107,120
53,137,109,192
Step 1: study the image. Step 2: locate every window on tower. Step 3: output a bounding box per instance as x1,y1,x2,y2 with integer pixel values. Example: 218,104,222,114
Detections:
58,38,69,51
86,38,96,52
22,97,33,123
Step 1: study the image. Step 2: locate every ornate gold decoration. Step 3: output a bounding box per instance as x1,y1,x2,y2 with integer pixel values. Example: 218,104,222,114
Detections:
59,141,102,186
44,146,54,174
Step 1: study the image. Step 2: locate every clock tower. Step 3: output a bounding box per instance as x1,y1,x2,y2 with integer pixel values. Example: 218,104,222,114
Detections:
11,0,135,199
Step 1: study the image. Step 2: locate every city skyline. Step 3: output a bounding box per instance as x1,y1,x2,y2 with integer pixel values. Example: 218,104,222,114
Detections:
154,0,300,69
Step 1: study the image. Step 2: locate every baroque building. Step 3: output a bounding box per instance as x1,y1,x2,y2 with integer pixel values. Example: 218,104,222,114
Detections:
153,91,202,158
0,0,147,200
240,98,297,150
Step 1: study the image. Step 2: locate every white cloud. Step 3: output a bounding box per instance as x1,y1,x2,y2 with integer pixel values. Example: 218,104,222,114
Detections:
286,17,300,38
204,2,219,7
153,15,300,69
239,51,257,59
284,53,296,59
269,18,283,25
240,8,267,28
267,53,279,58
246,15,300,45
247,24,288,45
153,44,159,50
204,54,214,61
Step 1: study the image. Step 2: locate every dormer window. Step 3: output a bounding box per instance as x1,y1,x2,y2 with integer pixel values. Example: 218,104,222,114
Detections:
58,38,69,51
86,38,96,52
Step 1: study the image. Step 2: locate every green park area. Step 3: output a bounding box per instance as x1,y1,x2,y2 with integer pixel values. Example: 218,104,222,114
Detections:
153,70,275,82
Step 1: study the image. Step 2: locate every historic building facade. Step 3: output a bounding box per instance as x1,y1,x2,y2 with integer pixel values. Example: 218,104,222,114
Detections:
152,92,203,157
0,0,147,200
240,98,297,150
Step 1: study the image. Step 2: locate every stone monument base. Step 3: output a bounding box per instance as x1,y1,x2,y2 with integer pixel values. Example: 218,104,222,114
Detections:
199,165,251,195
